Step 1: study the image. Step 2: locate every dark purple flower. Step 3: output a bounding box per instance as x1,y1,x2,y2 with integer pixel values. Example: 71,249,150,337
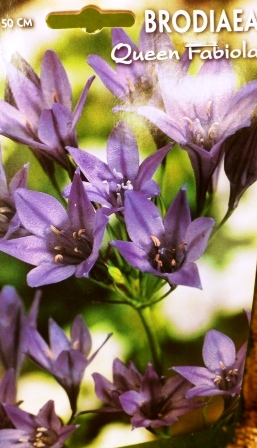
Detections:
110,189,214,288
26,315,111,413
65,121,172,210
0,285,39,374
223,117,257,211
92,358,143,412
87,27,173,105
0,171,109,287
0,152,29,239
119,364,201,429
136,58,257,212
0,51,94,169
0,400,77,447
172,329,247,398
0,369,17,429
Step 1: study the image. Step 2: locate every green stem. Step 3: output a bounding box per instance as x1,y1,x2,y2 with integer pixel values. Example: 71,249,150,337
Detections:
137,307,162,375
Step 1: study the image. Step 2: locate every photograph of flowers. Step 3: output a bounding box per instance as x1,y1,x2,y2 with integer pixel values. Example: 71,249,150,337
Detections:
0,0,257,447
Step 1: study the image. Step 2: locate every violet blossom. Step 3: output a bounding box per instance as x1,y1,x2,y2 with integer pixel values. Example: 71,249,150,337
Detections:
136,58,257,212
65,121,172,210
0,400,77,447
172,329,247,398
119,363,201,429
87,26,174,106
26,315,111,413
0,151,29,240
110,189,214,288
92,358,143,412
0,171,109,287
0,50,94,170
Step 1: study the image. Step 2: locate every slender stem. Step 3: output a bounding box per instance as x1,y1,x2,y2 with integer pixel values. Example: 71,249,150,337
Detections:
137,307,162,375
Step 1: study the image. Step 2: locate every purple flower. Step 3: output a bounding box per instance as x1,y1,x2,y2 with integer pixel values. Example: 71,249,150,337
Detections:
92,358,143,412
0,171,109,287
0,285,39,374
0,400,77,447
119,364,201,429
0,51,94,170
87,27,173,105
172,329,247,398
26,315,111,413
223,117,257,211
110,189,214,288
136,58,257,212
65,121,172,210
0,152,29,239
0,369,17,429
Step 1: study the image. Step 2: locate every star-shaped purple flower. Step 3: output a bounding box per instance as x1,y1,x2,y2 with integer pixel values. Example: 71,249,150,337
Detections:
65,121,172,211
87,26,173,105
0,50,94,170
0,151,29,240
172,329,247,398
0,171,109,287
0,400,77,447
92,358,143,412
110,189,214,288
119,363,201,429
136,58,257,212
26,315,111,413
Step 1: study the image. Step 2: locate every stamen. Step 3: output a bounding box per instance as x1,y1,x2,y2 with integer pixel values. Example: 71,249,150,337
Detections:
183,117,193,131
206,101,212,117
220,361,226,370
78,229,86,237
214,375,222,384
54,245,64,251
171,259,176,266
0,206,12,214
102,180,110,195
155,254,163,267
50,225,64,235
126,77,135,92
33,441,46,448
54,254,63,263
178,242,187,251
121,180,133,191
74,247,83,255
151,235,161,247
113,168,123,180
53,92,58,103
19,439,29,443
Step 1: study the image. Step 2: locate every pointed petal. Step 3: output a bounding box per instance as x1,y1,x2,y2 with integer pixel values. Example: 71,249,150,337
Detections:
35,400,61,432
49,319,69,358
0,369,16,404
8,164,29,195
168,262,202,289
70,315,92,357
185,217,215,262
0,236,52,266
119,390,142,415
112,28,143,80
67,146,113,184
0,100,35,140
41,50,72,110
27,263,75,287
202,330,236,371
110,240,159,276
124,191,164,248
67,171,95,234
26,327,52,370
172,366,214,387
14,189,67,237
4,405,35,432
163,188,191,247
107,121,139,180
137,143,172,185
72,76,95,130
87,55,127,98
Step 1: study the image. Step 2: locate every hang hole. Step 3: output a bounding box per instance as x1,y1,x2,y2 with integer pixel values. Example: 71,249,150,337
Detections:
46,5,135,33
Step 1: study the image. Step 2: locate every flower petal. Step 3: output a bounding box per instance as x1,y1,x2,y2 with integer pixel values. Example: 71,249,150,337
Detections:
202,330,236,371
27,263,75,287
185,217,215,262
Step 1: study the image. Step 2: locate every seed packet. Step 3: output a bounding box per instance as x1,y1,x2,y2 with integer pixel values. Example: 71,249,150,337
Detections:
0,1,257,447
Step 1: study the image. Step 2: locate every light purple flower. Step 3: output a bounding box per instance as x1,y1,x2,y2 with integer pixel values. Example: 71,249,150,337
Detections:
0,400,77,447
92,358,143,412
172,329,247,398
0,171,109,287
26,315,111,413
119,363,201,429
136,58,257,212
0,51,94,170
0,151,29,240
87,27,174,105
110,189,214,288
65,121,172,210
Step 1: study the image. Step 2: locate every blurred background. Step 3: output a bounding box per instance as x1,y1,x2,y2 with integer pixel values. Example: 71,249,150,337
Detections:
0,0,257,447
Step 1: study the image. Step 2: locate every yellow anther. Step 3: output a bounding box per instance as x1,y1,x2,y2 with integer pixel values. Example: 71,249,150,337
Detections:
54,254,63,263
151,235,161,247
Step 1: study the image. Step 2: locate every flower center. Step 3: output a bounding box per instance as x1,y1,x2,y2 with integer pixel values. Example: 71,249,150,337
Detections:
103,168,134,207
149,235,187,273
183,101,220,151
213,361,240,391
126,75,155,104
50,225,92,265
32,427,58,447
